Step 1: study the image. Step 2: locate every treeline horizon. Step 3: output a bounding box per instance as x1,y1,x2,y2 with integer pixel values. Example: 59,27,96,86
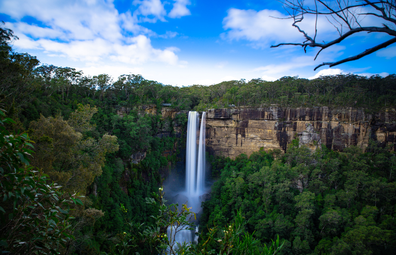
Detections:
3,26,396,128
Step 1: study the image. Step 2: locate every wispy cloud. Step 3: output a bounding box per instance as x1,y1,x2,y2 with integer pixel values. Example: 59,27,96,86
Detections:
357,72,390,78
158,31,179,39
253,55,315,77
252,47,346,80
222,8,338,47
223,9,300,43
120,11,155,35
133,0,166,22
168,0,191,18
376,46,396,59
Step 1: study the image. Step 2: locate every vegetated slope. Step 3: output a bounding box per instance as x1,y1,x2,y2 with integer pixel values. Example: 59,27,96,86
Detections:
202,144,396,254
1,27,188,254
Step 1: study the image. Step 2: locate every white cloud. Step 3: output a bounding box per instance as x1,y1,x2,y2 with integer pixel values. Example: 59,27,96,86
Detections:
10,23,65,39
14,33,178,65
260,75,278,82
111,35,178,65
1,0,181,67
357,72,390,78
158,31,178,39
222,8,341,47
253,55,316,76
1,0,123,42
120,11,155,35
133,0,166,22
309,68,344,79
376,45,396,59
168,0,191,18
222,9,305,45
252,48,348,81
223,9,296,42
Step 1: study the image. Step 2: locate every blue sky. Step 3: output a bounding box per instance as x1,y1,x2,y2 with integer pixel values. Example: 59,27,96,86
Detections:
1,0,395,86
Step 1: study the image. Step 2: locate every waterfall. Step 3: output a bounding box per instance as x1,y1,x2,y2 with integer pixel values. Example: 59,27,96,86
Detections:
196,112,206,195
185,111,206,197
185,111,199,196
167,225,193,247
167,111,206,250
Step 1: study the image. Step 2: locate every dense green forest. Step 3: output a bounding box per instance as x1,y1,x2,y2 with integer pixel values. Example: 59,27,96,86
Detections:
1,25,396,254
202,144,396,254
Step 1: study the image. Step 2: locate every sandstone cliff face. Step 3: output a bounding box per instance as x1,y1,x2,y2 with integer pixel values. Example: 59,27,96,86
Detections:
206,107,396,159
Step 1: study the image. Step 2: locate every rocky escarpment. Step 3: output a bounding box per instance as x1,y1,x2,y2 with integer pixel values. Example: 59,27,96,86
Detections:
206,107,396,159
117,105,396,159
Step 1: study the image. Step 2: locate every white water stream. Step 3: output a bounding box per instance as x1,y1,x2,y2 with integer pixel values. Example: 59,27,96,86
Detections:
168,111,206,247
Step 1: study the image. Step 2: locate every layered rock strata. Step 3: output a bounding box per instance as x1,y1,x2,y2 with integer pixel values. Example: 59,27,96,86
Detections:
206,107,396,159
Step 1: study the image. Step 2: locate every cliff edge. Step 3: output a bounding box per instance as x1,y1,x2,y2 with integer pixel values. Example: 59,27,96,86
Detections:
206,107,396,158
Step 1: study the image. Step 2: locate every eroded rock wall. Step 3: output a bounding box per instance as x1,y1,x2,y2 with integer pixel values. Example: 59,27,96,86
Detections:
206,107,396,158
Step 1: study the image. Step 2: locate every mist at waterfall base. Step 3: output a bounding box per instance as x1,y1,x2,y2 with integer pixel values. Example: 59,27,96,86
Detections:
163,111,211,246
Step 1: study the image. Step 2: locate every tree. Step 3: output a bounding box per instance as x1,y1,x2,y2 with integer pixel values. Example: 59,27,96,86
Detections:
68,103,97,133
0,24,39,112
29,106,118,195
92,74,112,100
0,109,80,254
272,0,396,70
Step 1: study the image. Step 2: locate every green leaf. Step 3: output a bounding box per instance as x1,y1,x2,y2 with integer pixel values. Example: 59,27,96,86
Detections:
60,208,68,214
48,219,56,226
25,142,34,148
17,152,29,165
3,118,16,124
74,198,83,206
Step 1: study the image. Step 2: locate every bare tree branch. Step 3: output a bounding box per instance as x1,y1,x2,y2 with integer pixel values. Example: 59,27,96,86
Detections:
314,37,396,70
272,0,396,70
272,26,396,48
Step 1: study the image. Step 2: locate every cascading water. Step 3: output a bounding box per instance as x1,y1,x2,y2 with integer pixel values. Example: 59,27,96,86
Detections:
186,111,206,197
196,112,206,195
185,111,199,196
167,111,206,248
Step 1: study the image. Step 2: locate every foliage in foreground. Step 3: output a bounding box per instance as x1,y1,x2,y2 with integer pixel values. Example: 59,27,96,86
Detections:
0,110,82,254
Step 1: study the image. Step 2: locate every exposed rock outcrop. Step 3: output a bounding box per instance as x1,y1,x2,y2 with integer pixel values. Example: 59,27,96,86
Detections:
161,107,178,119
299,123,321,151
206,107,396,158
117,106,396,160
